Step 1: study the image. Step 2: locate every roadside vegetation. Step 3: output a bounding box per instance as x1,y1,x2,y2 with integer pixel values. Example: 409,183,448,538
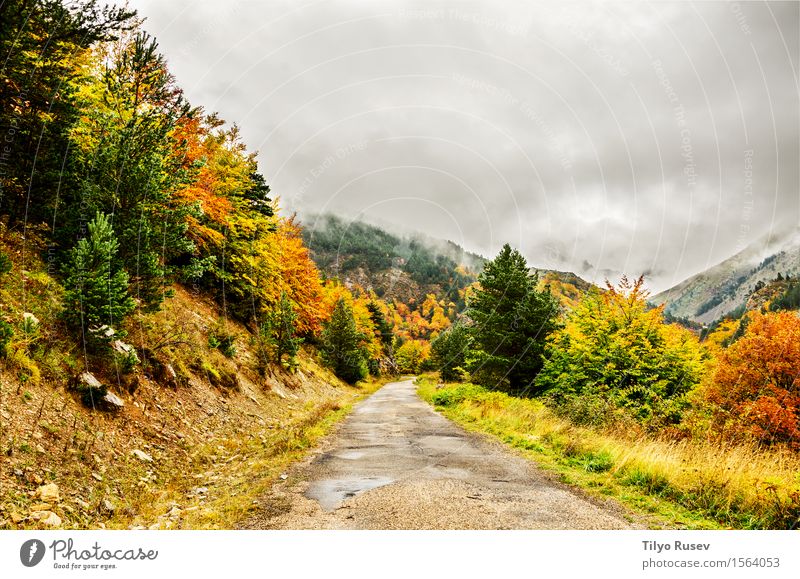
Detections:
418,378,800,530
422,244,800,530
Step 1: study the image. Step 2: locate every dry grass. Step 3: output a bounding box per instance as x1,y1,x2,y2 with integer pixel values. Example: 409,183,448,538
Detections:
417,377,800,529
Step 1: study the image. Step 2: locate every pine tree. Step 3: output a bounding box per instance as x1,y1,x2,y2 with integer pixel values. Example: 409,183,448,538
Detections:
62,212,135,338
467,243,559,392
262,291,303,365
321,298,368,384
431,322,471,382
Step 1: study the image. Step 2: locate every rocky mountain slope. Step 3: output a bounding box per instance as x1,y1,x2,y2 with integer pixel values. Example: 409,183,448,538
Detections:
651,229,800,323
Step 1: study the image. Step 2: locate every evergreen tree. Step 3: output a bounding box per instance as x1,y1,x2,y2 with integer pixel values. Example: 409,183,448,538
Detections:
262,291,303,365
62,212,136,338
467,243,559,392
65,30,196,311
321,298,368,384
366,301,393,349
431,322,471,382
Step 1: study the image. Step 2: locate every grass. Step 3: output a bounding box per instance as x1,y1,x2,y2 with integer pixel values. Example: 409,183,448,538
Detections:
417,376,800,530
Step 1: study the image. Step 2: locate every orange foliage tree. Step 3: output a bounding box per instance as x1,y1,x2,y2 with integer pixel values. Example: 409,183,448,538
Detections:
703,310,800,446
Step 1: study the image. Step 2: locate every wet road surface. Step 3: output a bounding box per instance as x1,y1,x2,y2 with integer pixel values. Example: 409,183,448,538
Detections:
242,379,640,529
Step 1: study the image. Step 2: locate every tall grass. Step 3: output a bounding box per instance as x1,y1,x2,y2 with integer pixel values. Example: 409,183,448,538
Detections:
418,377,800,529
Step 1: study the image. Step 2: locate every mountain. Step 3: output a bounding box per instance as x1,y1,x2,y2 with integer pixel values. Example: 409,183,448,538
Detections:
300,213,596,311
300,213,485,308
651,229,800,323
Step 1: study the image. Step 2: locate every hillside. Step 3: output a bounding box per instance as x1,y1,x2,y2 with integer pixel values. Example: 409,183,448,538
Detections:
0,223,378,530
302,213,596,311
651,229,800,323
301,213,484,308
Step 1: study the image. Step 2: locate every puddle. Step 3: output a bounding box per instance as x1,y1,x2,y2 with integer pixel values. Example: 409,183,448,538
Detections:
306,476,394,510
335,451,365,460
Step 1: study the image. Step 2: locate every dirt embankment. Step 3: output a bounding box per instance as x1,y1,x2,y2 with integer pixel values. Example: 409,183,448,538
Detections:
0,280,366,530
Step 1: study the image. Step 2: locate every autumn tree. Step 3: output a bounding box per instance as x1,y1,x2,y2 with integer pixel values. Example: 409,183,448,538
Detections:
535,276,707,425
702,310,800,445
467,244,560,392
0,0,134,224
394,339,431,374
66,30,196,310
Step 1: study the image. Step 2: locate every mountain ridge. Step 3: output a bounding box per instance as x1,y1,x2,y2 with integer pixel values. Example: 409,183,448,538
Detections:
651,228,800,323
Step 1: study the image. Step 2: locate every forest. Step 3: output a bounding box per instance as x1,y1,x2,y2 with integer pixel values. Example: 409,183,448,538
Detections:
1,0,798,532
425,245,800,529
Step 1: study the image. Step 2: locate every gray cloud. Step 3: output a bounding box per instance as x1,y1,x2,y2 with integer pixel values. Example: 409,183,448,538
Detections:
130,0,799,292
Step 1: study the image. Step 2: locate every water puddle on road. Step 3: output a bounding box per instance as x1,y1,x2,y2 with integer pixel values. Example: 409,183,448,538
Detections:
306,476,394,510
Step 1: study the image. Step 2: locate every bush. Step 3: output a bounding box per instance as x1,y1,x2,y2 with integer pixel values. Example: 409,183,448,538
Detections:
536,276,708,425
208,323,237,358
430,383,487,407
0,320,13,358
0,251,11,276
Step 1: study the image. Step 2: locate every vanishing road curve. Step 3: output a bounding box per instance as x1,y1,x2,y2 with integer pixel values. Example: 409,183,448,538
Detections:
243,378,640,529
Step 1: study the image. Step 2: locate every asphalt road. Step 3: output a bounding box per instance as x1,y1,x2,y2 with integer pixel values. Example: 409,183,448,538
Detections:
242,379,640,529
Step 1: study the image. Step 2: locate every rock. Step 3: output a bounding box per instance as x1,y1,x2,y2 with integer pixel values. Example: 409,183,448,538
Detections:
131,449,153,463
100,391,125,412
101,499,115,513
167,506,181,519
148,523,161,530
111,340,134,355
91,472,103,482
31,510,61,527
35,444,46,454
279,473,288,480
164,364,178,388
74,498,90,510
89,324,115,339
76,372,103,390
191,487,208,496
37,483,60,503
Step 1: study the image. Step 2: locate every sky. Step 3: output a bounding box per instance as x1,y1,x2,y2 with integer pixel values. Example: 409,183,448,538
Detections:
127,0,799,293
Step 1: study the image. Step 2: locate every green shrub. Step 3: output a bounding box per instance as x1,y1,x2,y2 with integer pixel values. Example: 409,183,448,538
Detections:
581,450,615,473
430,383,487,407
0,320,13,358
208,324,237,358
0,251,12,276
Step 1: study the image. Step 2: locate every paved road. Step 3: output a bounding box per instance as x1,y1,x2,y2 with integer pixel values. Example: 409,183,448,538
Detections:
242,379,640,529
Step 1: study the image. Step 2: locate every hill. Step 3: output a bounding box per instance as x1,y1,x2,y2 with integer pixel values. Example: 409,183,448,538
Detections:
301,213,485,308
650,229,800,323
301,214,597,312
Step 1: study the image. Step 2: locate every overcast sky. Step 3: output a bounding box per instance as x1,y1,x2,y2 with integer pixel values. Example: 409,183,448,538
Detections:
128,0,798,292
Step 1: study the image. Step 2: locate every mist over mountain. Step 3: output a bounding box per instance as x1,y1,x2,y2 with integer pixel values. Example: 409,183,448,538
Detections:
651,228,800,323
